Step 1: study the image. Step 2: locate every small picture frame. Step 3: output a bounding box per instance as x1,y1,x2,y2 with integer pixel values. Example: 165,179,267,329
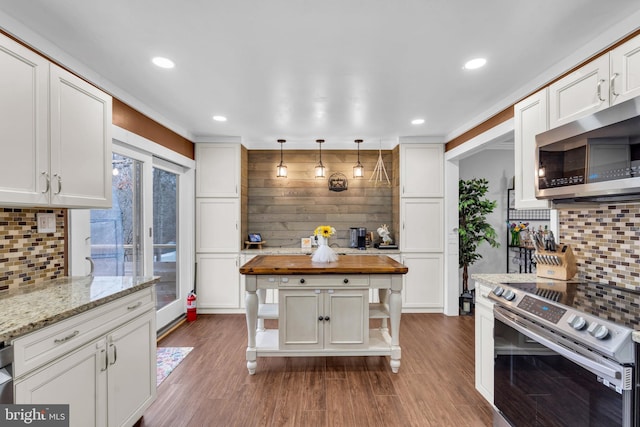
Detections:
248,233,262,243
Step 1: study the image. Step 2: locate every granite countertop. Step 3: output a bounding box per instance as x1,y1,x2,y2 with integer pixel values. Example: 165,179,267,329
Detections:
472,273,539,287
0,276,159,343
241,247,400,255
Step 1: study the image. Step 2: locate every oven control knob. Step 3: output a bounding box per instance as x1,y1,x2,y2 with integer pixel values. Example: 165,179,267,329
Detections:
588,323,609,340
493,286,505,297
567,314,588,330
503,290,516,301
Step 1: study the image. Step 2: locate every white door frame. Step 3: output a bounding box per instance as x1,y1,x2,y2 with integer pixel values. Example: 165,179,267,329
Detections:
69,125,195,332
443,119,515,315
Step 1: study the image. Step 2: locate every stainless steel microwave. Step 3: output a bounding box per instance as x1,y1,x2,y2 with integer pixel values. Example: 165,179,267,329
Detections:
535,96,640,203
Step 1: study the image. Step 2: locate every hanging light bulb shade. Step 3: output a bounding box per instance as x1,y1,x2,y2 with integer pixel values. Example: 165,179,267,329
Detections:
353,139,364,178
315,139,326,178
276,139,287,178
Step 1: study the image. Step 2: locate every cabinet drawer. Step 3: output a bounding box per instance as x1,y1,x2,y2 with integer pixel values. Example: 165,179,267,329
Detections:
12,287,154,378
256,276,279,287
279,275,369,288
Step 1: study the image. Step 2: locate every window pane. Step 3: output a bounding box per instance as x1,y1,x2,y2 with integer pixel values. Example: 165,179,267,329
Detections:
153,167,178,310
91,153,142,276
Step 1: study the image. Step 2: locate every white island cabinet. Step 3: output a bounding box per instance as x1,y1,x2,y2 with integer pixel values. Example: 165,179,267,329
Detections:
9,283,157,427
240,255,408,375
474,281,495,404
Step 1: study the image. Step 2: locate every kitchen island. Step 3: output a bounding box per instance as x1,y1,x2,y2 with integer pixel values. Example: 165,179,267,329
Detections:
239,254,408,374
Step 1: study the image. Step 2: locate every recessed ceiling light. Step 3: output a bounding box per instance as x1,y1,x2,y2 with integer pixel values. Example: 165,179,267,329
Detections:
212,115,227,122
463,58,487,70
411,119,425,125
152,57,175,69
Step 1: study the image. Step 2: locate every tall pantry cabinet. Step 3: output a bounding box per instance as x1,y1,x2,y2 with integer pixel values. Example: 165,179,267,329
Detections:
195,143,242,312
399,143,444,312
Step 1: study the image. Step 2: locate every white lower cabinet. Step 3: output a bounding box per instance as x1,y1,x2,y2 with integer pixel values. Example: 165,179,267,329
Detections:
474,282,495,404
401,253,443,312
196,253,241,311
14,289,156,427
279,289,368,350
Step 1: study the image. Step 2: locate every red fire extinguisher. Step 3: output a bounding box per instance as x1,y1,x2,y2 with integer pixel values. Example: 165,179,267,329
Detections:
186,290,197,322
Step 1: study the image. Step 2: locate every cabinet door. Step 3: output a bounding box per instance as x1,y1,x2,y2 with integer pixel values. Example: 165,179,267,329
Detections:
49,64,112,208
0,34,49,206
401,253,443,311
400,144,444,197
107,311,156,427
197,253,240,309
514,90,551,209
475,296,494,404
324,289,368,349
195,143,240,197
610,35,640,105
548,55,609,129
400,198,443,252
279,289,323,349
15,339,107,427
196,198,240,252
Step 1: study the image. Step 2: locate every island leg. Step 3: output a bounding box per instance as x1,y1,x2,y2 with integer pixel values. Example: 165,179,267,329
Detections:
378,288,389,334
389,288,402,373
245,289,258,375
256,288,266,332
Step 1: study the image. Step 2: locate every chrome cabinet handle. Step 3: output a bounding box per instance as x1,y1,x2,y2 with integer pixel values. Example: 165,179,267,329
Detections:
53,174,62,195
100,349,107,371
127,301,142,310
610,72,620,97
54,330,79,344
596,78,606,102
109,344,117,365
41,171,50,194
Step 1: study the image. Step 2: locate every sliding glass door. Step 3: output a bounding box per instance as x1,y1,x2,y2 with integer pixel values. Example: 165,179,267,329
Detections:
70,138,194,331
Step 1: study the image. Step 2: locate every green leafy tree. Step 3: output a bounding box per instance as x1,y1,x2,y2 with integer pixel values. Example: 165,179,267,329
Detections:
459,178,500,293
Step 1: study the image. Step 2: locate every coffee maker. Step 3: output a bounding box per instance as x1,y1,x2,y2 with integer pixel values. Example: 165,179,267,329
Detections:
349,228,358,248
357,227,367,250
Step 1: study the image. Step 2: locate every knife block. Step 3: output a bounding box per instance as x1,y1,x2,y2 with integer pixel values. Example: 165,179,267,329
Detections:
535,244,577,281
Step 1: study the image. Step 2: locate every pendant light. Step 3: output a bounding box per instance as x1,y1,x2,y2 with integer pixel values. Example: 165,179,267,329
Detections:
315,139,326,178
353,139,364,178
276,139,287,178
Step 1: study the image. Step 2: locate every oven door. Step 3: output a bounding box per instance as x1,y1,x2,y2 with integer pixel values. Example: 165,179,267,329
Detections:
493,307,635,427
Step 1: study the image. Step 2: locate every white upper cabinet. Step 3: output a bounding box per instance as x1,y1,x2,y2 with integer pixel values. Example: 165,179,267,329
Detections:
549,33,640,129
610,35,640,105
49,64,112,208
0,34,112,208
514,89,551,209
0,35,50,206
196,143,240,197
400,144,444,198
196,198,240,252
549,55,609,129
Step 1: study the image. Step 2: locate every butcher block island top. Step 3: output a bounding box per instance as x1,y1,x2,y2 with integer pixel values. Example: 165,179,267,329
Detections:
239,254,408,275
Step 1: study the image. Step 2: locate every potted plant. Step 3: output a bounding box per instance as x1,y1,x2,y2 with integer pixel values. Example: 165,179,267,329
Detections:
458,178,499,314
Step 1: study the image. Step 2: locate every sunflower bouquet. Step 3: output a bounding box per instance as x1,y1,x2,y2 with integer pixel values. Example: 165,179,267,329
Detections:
314,225,336,238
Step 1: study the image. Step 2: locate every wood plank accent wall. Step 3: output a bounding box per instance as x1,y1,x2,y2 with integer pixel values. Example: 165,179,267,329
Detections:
247,149,397,248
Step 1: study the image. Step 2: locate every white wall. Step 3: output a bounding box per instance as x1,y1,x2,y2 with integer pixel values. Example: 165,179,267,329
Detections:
459,149,514,286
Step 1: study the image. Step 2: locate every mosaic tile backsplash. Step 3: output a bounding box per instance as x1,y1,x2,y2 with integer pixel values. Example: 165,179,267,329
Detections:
0,208,66,292
559,204,640,290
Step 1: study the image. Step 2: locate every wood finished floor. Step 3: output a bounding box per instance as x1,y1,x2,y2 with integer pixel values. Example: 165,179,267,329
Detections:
141,314,493,427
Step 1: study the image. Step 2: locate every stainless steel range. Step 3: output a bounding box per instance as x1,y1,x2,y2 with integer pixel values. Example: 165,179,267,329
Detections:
489,281,638,427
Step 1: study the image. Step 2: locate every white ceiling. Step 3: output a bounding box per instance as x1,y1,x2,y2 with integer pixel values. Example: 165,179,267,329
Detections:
1,1,639,148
